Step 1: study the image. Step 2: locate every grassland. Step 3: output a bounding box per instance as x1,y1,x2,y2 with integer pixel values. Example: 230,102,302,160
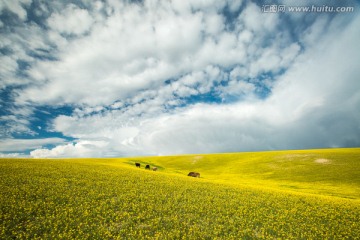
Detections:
1,148,359,239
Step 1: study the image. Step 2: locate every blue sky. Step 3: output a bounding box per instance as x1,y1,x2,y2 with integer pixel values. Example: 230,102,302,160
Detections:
0,0,359,158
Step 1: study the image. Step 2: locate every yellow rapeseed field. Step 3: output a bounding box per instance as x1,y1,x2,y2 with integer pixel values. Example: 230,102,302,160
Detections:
1,148,359,239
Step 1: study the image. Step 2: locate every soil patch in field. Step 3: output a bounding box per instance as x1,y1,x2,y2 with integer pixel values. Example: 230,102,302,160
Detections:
314,158,331,164
192,156,203,164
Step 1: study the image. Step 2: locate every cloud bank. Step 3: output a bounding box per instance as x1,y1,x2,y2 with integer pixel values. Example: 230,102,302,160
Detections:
0,0,359,158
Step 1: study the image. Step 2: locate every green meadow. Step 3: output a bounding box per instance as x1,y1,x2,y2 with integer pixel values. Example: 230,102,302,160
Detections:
1,148,359,239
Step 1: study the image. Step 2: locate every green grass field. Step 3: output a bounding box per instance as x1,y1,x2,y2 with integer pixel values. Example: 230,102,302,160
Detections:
1,148,359,239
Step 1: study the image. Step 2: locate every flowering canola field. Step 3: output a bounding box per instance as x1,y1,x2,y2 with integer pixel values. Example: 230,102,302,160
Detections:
1,148,360,239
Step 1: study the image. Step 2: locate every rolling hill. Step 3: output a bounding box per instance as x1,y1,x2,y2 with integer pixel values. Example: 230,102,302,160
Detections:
123,147,360,199
1,148,359,238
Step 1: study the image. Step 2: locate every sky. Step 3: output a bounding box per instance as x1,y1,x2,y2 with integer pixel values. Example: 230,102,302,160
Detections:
0,0,359,158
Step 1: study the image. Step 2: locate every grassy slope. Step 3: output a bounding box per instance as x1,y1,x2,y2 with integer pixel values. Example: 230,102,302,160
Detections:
122,148,360,199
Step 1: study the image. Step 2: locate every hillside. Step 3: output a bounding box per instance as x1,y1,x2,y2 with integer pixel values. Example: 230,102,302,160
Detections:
1,148,360,238
123,148,360,199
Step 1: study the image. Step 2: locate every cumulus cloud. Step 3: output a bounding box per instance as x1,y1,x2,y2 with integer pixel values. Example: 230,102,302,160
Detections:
30,140,109,158
16,0,293,107
1,0,359,158
0,138,66,152
47,4,94,35
38,11,360,157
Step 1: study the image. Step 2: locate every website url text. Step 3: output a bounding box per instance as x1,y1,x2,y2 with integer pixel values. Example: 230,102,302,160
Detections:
262,5,354,13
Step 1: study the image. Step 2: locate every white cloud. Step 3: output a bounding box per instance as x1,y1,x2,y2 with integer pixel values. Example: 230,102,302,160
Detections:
30,140,109,158
0,19,53,89
240,2,278,33
0,104,37,137
0,138,66,152
0,152,28,158
32,11,360,158
204,12,225,35
47,4,94,36
227,0,243,12
0,55,19,87
218,80,256,100
16,0,290,107
2,1,359,157
0,0,31,21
